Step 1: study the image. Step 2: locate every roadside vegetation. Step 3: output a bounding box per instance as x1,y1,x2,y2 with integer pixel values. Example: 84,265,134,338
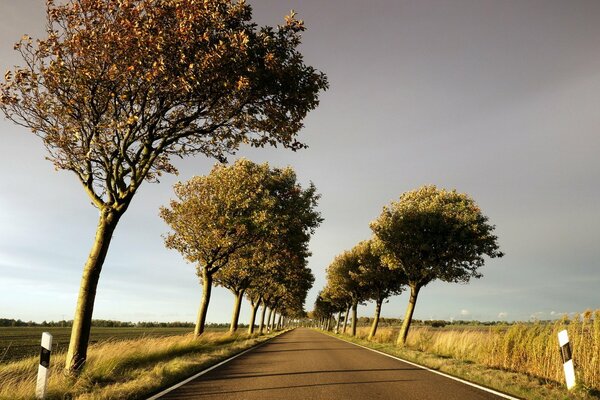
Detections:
319,311,600,399
0,324,228,363
0,329,286,400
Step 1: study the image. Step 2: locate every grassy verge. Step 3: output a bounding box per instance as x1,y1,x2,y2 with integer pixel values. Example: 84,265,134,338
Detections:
322,330,599,400
0,329,285,400
0,326,202,363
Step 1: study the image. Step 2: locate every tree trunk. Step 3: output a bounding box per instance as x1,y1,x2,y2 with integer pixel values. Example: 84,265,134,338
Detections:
229,289,244,333
343,305,350,333
368,298,383,340
335,311,342,333
265,307,273,332
248,298,260,334
259,302,267,334
65,209,121,374
351,301,358,336
269,310,276,332
397,284,421,345
276,314,282,330
194,269,213,337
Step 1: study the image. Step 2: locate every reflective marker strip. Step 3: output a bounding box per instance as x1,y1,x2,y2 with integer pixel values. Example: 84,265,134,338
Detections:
40,347,51,368
36,332,53,399
560,342,572,363
558,329,576,390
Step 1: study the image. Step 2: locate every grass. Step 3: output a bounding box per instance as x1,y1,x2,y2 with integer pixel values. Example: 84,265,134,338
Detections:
0,326,201,363
0,329,283,400
326,310,600,399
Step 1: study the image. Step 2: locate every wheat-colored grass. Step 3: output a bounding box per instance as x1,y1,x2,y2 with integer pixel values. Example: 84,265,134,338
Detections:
352,310,600,393
0,331,276,400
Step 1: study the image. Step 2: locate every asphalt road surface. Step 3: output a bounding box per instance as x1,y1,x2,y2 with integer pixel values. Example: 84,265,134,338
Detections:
157,328,512,400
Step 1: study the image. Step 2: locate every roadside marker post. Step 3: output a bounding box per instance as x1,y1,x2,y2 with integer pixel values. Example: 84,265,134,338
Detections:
558,329,576,390
35,332,53,399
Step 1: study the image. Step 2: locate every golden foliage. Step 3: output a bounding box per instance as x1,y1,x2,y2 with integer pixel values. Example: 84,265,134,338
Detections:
0,0,328,208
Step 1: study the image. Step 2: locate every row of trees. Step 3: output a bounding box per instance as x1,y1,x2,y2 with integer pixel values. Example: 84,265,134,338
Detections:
314,185,503,345
161,159,321,336
0,0,327,373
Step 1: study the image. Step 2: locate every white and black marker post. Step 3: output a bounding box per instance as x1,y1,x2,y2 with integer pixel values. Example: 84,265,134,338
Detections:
558,329,576,390
35,332,53,399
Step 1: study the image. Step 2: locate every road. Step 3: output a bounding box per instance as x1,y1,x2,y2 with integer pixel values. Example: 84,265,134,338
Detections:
156,328,512,400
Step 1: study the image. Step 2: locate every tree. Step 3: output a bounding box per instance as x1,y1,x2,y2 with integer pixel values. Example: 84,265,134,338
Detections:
370,185,503,345
325,249,370,336
321,283,350,333
352,240,406,340
245,268,269,334
215,164,321,333
165,160,320,336
0,0,326,373
161,159,275,336
313,291,335,330
213,247,257,333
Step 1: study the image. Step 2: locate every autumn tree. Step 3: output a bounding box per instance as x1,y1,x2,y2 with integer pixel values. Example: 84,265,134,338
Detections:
245,166,320,333
353,240,406,340
325,249,370,336
321,286,348,333
215,165,321,333
213,248,257,333
0,0,326,373
245,269,270,334
313,291,335,330
161,159,275,336
261,260,313,331
371,185,503,345
165,160,319,335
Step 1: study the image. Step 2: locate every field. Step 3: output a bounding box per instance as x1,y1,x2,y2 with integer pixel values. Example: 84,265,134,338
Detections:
0,329,280,400
341,310,600,398
0,326,207,363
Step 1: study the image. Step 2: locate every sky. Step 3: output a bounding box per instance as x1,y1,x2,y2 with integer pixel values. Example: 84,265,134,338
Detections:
1,0,599,325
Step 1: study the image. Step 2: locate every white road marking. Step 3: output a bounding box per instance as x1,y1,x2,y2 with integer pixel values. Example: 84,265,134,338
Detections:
146,336,278,400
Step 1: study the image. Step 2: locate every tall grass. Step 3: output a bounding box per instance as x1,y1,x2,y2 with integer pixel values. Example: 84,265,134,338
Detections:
352,310,600,392
0,330,278,400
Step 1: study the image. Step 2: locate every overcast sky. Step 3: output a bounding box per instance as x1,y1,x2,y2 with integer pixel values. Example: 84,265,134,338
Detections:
1,0,599,324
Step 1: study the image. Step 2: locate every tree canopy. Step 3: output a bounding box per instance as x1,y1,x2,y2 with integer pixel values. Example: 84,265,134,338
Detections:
0,0,327,373
1,0,328,211
324,249,371,336
161,159,320,335
371,185,503,344
352,239,406,339
161,159,275,275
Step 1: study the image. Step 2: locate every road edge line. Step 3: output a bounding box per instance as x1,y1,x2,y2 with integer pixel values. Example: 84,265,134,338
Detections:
146,330,289,400
324,331,520,400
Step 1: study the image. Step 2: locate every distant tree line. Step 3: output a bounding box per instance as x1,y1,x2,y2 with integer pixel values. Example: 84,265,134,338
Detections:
341,317,516,328
0,318,200,328
0,317,534,329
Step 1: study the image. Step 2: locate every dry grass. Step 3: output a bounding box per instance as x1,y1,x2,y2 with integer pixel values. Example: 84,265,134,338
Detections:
347,310,600,397
0,330,280,400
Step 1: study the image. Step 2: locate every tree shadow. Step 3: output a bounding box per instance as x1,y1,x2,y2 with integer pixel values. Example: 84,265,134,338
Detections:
196,378,416,396
202,367,424,382
253,347,359,353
